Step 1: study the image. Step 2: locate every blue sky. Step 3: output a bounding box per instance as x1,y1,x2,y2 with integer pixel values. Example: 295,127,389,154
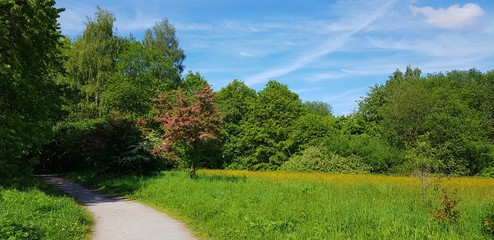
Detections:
56,0,494,115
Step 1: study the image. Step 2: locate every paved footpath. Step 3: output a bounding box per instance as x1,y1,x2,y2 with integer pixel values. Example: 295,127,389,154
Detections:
39,175,196,240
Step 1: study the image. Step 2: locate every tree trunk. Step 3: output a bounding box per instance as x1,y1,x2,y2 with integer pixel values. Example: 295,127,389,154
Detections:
190,161,196,178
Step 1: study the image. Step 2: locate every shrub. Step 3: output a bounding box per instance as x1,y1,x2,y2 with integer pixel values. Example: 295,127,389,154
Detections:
279,146,371,174
35,119,102,173
322,134,403,173
431,189,460,224
480,166,494,177
36,117,169,174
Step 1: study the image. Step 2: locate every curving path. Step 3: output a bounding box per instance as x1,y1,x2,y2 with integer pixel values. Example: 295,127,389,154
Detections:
39,175,196,240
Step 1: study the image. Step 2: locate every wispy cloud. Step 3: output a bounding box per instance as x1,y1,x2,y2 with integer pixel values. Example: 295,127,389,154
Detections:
411,3,484,29
293,87,323,94
115,11,160,33
243,0,397,86
57,7,91,36
55,0,494,116
320,88,368,116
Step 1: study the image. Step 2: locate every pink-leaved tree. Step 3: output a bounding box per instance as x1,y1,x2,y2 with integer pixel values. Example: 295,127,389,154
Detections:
152,84,222,177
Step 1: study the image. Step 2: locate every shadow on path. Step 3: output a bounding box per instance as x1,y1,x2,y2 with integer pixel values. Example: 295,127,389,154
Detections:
37,174,120,205
38,175,196,240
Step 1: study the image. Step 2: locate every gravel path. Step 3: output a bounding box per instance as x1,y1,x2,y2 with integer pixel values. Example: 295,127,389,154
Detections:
39,175,196,240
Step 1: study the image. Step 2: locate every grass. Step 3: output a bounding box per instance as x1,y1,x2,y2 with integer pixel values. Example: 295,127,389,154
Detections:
68,170,494,239
0,178,92,240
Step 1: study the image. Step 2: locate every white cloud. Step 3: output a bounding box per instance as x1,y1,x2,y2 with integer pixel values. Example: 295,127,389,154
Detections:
243,0,398,86
411,3,484,29
367,30,494,59
320,88,368,116
293,87,323,94
115,11,159,34
57,7,90,36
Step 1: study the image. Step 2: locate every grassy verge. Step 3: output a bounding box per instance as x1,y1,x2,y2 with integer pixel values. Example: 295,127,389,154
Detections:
67,170,494,239
0,177,92,240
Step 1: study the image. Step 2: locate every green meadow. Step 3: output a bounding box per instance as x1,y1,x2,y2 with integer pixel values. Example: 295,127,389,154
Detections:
68,170,494,239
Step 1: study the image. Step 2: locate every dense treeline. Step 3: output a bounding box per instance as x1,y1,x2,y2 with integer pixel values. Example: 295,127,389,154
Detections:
356,67,494,176
2,5,493,180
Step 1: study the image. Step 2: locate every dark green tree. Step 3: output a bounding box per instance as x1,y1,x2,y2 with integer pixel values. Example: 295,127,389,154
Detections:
182,71,209,93
357,66,494,175
216,80,257,165
229,80,305,170
0,0,64,178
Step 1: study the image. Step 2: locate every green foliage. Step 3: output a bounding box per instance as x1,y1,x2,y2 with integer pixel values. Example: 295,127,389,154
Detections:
64,10,185,119
357,67,494,176
323,133,403,173
64,7,120,118
182,71,209,93
216,80,257,166
35,118,103,173
279,146,371,174
285,114,336,153
77,118,167,174
303,101,333,116
0,223,41,240
0,0,65,179
480,166,494,178
144,19,185,76
229,80,305,170
216,80,257,126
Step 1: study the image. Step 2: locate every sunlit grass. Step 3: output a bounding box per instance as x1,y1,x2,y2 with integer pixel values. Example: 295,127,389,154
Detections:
69,170,494,239
0,179,92,239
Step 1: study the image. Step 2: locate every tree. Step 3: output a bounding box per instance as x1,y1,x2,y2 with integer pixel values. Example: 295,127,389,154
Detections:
303,101,333,116
65,10,186,119
152,84,222,177
216,80,257,165
104,30,185,118
64,7,120,118
229,80,305,170
285,113,336,154
0,0,65,179
182,71,209,93
357,66,494,175
144,19,185,85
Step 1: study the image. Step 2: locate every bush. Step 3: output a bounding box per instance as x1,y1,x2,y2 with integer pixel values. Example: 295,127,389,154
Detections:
36,117,170,174
431,189,460,224
279,146,371,174
480,166,494,177
322,134,403,173
35,119,102,173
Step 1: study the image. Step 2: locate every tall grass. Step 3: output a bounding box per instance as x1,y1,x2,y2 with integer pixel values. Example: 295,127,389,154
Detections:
0,179,92,240
69,170,494,239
